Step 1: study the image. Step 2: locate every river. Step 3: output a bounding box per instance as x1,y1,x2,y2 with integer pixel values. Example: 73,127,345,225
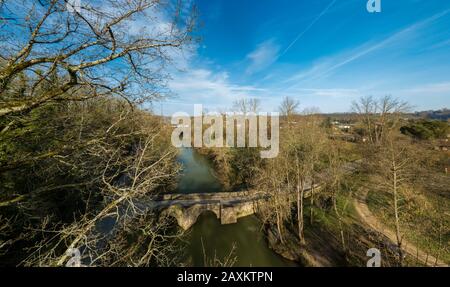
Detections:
176,148,297,267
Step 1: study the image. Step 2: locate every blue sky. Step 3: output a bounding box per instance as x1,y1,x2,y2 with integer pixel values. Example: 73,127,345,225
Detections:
162,0,450,115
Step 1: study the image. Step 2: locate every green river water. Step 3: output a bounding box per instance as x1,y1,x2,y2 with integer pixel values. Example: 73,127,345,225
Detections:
176,148,297,267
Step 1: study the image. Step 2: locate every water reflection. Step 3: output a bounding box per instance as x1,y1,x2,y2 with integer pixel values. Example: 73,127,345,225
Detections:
176,148,223,194
176,148,298,267
185,212,298,267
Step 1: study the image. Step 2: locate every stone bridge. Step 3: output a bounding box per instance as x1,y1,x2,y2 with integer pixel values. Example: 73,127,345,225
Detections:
150,161,359,230
151,185,319,230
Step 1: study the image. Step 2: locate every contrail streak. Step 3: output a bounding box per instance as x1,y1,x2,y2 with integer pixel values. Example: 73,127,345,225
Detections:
280,0,337,58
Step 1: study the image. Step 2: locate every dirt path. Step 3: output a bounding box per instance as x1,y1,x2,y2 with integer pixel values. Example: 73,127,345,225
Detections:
354,189,447,267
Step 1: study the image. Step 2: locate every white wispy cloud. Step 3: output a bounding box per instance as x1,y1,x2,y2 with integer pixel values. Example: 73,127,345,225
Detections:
285,9,450,85
423,38,450,52
161,5,450,114
399,82,450,94
168,68,267,111
245,40,281,75
297,88,362,98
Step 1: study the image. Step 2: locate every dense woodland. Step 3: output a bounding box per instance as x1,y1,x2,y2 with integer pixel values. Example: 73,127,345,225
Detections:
0,0,194,266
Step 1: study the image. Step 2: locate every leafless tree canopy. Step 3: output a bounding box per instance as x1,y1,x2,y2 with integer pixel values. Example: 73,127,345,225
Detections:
232,98,261,114
279,96,299,119
351,95,410,144
0,0,195,267
0,0,195,116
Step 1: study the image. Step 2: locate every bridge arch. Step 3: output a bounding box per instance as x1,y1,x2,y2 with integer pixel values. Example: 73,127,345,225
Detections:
161,203,221,230
154,190,284,230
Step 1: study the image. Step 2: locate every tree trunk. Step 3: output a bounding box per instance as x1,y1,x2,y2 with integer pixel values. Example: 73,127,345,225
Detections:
366,116,373,143
276,208,284,244
393,167,403,266
275,192,284,244
333,194,346,253
297,179,305,244
310,179,315,225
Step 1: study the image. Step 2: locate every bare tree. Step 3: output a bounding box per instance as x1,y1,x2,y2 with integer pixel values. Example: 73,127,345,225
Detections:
370,132,416,266
0,0,195,117
93,213,184,267
201,239,237,267
0,0,194,267
325,144,348,253
256,153,292,244
19,122,181,266
283,117,326,244
352,95,409,144
279,96,299,124
351,96,376,143
232,98,261,114
374,95,410,144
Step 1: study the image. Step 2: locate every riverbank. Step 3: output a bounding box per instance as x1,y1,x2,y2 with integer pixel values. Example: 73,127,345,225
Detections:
192,147,337,266
187,148,397,267
174,148,299,267
193,147,234,190
264,223,322,266
260,211,347,267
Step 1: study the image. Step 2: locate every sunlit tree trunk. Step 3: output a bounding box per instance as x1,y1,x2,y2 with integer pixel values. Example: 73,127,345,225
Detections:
297,176,305,244
275,191,285,244
392,157,403,266
310,179,315,225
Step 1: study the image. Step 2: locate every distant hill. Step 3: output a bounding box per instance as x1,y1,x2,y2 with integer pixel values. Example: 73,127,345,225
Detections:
413,109,450,121
318,110,450,122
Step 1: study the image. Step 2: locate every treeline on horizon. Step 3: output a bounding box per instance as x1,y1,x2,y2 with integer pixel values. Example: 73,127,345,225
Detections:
308,109,450,122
